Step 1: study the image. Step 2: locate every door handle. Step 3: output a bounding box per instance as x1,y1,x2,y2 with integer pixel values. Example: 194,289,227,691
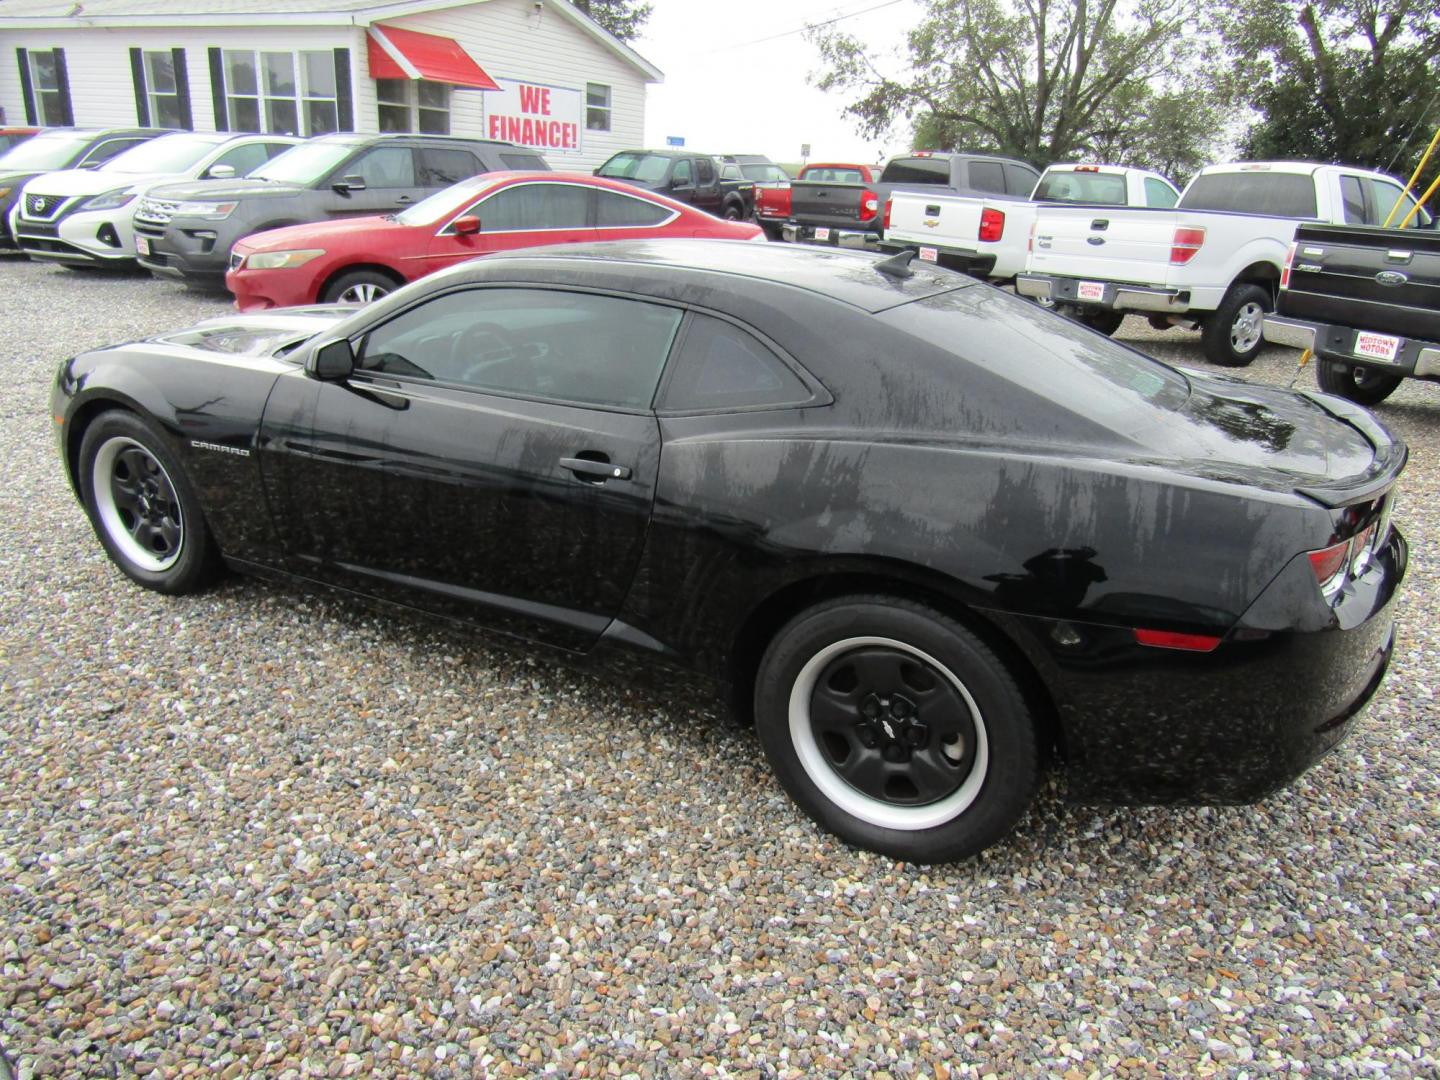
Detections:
561,456,631,481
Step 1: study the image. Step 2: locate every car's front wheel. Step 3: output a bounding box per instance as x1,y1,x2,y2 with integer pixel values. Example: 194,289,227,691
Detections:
755,597,1038,862
322,269,399,305
78,411,218,594
1315,358,1403,406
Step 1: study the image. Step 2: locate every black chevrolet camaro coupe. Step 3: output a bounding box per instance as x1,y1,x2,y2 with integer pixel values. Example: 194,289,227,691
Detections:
52,240,1407,862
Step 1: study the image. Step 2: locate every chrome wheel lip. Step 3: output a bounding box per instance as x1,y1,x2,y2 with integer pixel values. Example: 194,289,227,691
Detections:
788,635,990,831
338,281,388,304
92,436,183,572
1230,301,1265,353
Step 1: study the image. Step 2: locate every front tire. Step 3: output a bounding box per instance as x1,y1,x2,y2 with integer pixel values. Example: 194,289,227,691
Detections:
1315,358,1403,405
1201,283,1271,367
755,597,1038,863
322,269,399,305
78,411,219,595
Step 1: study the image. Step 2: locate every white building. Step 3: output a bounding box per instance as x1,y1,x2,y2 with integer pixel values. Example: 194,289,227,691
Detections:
0,0,661,171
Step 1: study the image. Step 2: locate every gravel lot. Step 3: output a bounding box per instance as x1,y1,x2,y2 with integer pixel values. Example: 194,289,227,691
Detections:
2,257,1438,1078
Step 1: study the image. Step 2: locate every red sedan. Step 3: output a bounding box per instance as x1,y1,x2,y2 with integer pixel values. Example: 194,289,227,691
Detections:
226,171,765,310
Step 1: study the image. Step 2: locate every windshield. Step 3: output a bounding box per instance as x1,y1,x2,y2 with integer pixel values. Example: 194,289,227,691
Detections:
741,163,789,182
396,175,496,225
101,134,227,174
250,142,355,184
0,133,94,172
1035,170,1129,205
596,152,672,184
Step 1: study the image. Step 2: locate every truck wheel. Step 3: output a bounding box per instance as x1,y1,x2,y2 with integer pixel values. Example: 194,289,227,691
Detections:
1315,358,1403,406
1201,283,1271,367
723,204,742,221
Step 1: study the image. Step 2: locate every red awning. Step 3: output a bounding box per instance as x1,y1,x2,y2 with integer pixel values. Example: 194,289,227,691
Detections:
366,25,500,90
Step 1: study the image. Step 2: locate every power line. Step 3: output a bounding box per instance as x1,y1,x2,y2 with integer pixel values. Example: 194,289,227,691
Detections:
698,0,910,53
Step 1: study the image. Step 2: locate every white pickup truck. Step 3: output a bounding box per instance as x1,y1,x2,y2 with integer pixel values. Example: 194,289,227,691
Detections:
880,164,1179,297
1015,161,1427,365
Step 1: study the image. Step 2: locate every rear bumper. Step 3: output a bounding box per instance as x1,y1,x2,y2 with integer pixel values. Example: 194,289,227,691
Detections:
1263,314,1440,381
783,220,881,247
1016,273,1195,313
879,238,1000,278
1016,525,1408,805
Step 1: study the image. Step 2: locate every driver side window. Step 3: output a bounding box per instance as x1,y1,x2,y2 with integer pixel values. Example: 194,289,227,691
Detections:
357,288,684,409
672,159,692,186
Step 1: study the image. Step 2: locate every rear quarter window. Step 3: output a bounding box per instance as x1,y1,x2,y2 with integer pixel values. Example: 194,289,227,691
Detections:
968,161,1007,194
1180,173,1318,218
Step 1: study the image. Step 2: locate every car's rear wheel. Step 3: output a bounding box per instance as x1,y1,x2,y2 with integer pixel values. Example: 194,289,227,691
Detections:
323,269,399,305
1315,358,1403,405
78,411,218,594
1202,283,1271,367
755,596,1038,862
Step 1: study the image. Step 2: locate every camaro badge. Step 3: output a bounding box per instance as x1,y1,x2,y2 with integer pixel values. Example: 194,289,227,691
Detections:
190,440,250,457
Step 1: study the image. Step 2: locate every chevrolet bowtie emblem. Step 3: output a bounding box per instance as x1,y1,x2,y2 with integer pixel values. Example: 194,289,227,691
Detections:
923,218,939,228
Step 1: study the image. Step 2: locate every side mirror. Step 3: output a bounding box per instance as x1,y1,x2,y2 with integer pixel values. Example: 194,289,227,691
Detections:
334,174,367,195
312,338,355,381
207,163,236,179
452,214,480,235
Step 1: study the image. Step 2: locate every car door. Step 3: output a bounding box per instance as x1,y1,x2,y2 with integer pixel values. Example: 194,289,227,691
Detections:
259,284,681,649
692,157,723,215
420,180,595,276
321,145,425,217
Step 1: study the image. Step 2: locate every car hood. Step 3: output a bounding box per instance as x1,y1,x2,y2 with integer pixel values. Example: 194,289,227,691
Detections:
233,214,408,253
23,168,187,197
147,307,352,359
147,177,305,202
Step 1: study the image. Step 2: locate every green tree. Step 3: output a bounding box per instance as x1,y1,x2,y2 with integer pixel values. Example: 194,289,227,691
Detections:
1221,0,1440,208
571,0,654,43
809,0,1227,175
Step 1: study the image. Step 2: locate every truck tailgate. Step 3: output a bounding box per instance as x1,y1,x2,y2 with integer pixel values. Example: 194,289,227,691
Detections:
790,181,870,228
1029,206,1181,284
886,192,983,245
1283,223,1440,343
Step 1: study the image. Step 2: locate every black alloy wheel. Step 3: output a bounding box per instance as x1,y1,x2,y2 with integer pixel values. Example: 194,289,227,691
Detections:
1315,357,1403,406
78,411,219,594
755,596,1038,862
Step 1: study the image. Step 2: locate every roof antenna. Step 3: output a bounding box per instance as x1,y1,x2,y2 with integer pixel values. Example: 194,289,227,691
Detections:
874,249,915,279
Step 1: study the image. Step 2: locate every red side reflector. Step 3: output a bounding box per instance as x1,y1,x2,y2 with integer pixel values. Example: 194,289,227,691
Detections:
979,207,1005,242
1170,227,1205,265
1280,241,1296,289
1134,628,1222,652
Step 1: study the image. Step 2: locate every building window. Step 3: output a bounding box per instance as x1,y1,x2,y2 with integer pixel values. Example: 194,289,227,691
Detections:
19,48,71,126
376,79,450,135
223,49,337,135
140,50,189,128
586,82,610,132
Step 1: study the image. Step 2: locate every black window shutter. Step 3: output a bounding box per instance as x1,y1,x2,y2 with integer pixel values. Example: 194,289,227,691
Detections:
172,48,192,129
130,47,151,126
53,48,74,126
16,48,37,125
334,48,353,131
208,47,227,131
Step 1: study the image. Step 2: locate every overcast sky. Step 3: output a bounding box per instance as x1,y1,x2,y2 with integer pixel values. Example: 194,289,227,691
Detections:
632,0,925,164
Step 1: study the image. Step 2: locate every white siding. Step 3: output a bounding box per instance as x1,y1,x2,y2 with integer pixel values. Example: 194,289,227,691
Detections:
382,0,649,171
1,26,351,132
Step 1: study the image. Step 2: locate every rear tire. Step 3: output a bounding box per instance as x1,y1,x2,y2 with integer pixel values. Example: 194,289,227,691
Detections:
754,596,1038,863
78,411,219,595
723,204,742,221
1315,358,1403,406
322,269,400,305
1201,283,1271,367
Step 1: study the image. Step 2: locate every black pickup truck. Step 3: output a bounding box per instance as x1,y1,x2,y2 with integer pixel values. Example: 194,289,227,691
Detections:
1263,220,1439,405
785,151,1040,245
594,149,754,220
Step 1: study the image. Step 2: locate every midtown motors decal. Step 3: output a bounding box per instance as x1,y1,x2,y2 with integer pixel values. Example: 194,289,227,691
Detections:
485,79,583,155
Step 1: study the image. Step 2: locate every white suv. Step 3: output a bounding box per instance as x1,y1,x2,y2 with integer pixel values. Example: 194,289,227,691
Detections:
13,132,298,266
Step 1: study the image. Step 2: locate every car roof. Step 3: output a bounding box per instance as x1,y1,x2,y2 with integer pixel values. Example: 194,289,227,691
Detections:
471,239,974,313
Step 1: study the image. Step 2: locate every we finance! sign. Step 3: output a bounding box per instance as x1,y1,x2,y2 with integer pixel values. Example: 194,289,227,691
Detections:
485,79,583,156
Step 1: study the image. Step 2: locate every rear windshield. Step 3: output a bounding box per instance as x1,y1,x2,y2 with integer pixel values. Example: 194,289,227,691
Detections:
803,166,864,183
596,152,673,184
1180,172,1318,218
880,157,949,185
0,132,93,171
1035,170,1128,205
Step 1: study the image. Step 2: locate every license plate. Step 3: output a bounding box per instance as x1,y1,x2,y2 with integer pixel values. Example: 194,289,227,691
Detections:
814,228,831,241
1354,331,1400,362
135,235,150,256
1077,280,1105,301
919,246,938,263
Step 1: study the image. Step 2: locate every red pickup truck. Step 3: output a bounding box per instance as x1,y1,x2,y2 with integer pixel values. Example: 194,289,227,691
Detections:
755,162,879,241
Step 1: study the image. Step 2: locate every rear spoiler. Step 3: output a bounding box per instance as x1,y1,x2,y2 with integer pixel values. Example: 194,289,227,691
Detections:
1294,391,1408,506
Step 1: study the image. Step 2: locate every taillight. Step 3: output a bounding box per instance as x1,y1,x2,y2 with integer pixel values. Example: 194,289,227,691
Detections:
883,197,892,230
859,190,879,222
1134,628,1222,652
1027,219,1036,252
1307,539,1351,597
979,207,1005,242
1170,227,1205,265
1279,242,1297,289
